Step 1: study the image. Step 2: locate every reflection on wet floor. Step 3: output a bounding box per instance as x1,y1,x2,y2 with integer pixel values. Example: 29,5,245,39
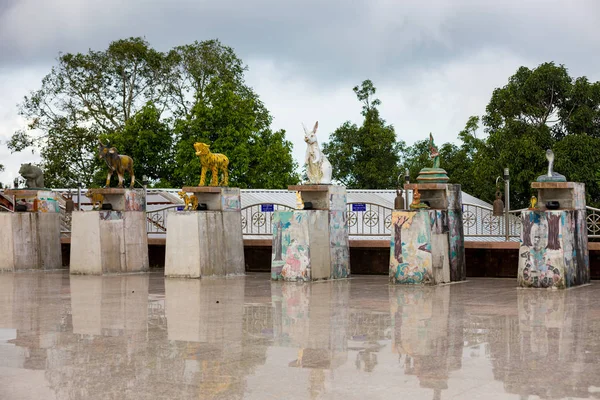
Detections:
0,271,599,399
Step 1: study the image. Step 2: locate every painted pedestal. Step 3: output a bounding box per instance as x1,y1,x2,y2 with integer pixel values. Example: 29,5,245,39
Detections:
271,185,349,282
165,187,244,278
390,184,465,285
70,188,148,274
518,182,589,289
0,189,62,271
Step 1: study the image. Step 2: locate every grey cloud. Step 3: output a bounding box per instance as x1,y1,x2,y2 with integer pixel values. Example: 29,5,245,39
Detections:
2,0,600,87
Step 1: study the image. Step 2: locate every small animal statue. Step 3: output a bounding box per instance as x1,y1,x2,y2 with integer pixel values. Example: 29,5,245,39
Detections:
529,195,538,210
97,141,135,188
537,149,566,182
193,142,229,187
178,191,198,211
86,189,104,211
19,163,44,188
303,121,332,184
409,187,429,210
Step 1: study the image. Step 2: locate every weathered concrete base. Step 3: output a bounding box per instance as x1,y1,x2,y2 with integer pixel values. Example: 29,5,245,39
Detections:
164,211,245,278
271,210,350,281
518,210,590,288
389,210,451,285
0,213,62,271
70,211,149,274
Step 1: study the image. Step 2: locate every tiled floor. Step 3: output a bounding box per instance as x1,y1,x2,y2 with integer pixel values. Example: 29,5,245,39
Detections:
1,271,599,399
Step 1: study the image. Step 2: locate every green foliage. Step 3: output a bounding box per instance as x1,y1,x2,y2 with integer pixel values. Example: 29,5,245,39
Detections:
95,102,174,187
554,135,600,206
9,38,298,189
323,80,404,189
457,62,600,207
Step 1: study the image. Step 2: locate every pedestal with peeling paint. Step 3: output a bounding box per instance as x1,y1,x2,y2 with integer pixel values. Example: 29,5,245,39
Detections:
0,190,62,271
390,184,465,285
518,182,589,288
164,187,244,278
70,189,148,274
271,185,349,281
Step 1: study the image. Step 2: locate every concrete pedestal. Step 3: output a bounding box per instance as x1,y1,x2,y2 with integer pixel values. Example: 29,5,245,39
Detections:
271,185,349,282
70,188,148,274
0,190,62,271
164,187,244,278
518,182,589,289
390,184,465,285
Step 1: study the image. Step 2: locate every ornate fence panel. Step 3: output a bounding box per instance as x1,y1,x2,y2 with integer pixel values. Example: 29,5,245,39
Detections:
461,203,522,240
346,202,394,237
586,206,600,239
52,192,600,241
241,203,295,236
147,205,180,234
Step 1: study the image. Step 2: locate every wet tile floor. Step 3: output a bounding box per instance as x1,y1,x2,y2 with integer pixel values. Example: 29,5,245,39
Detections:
1,271,600,399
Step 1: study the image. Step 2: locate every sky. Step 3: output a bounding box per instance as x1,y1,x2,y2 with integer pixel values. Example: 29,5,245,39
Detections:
1,0,600,186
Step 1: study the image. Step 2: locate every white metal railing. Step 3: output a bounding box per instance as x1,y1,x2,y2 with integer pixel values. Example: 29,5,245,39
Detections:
22,189,600,241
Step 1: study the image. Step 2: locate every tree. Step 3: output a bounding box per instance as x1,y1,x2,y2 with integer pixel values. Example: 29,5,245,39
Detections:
168,41,298,188
323,80,404,189
9,37,299,189
96,102,174,187
464,62,600,207
8,37,170,186
172,78,299,188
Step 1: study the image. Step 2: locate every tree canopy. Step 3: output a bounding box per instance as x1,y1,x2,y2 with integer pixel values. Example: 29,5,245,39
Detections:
323,80,404,189
460,62,600,208
9,37,299,188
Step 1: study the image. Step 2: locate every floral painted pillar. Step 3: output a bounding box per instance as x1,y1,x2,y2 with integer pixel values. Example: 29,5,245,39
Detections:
271,185,349,282
390,184,465,285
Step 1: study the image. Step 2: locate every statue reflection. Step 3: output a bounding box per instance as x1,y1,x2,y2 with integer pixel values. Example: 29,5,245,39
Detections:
487,289,597,399
70,274,149,336
272,280,350,399
0,272,65,373
389,285,463,400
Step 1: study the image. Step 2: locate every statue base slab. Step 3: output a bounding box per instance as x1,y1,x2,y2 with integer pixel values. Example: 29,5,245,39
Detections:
416,168,449,184
85,188,145,212
181,187,240,211
288,185,346,211
536,173,567,182
4,189,60,213
70,211,149,274
0,212,62,271
164,211,245,278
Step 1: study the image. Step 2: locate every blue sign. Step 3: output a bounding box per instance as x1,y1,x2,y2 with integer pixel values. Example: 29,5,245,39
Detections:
261,204,275,212
352,203,367,212
177,206,185,211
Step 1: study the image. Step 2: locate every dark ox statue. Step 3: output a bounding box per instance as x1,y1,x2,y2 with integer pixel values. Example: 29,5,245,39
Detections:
97,141,135,188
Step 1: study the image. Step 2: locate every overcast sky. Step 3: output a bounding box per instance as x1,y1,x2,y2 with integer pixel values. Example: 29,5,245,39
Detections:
1,0,600,186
